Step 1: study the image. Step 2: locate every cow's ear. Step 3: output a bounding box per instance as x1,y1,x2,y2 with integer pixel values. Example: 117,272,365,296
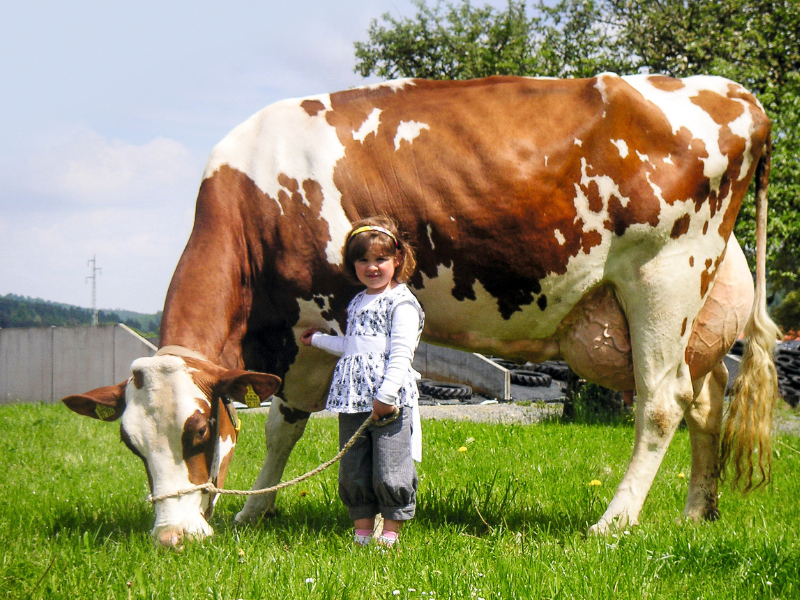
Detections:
216,371,282,403
62,381,128,422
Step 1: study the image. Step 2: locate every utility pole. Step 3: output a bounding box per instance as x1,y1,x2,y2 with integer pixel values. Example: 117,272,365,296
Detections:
86,255,102,326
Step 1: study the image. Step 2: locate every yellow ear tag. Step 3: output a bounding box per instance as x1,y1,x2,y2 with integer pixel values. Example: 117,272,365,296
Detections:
95,405,116,421
244,384,261,409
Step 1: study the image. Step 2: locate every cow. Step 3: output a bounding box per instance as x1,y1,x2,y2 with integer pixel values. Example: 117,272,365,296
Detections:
63,73,779,546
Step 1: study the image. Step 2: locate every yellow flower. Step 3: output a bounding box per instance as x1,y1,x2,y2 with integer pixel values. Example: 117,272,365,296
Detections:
298,490,310,497
458,446,468,452
678,472,685,479
238,548,245,557
589,479,602,486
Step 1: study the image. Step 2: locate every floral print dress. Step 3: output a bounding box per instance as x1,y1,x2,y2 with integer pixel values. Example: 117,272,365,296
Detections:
326,284,424,414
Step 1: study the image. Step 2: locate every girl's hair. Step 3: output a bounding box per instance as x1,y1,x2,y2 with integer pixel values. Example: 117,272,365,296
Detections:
342,216,417,284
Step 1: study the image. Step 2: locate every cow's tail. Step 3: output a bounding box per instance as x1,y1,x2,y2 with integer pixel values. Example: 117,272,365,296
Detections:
720,131,781,492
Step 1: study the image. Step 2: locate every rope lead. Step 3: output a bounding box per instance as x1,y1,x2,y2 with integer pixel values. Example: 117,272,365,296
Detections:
147,407,399,504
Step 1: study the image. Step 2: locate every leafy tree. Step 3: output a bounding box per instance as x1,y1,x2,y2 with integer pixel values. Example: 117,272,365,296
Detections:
354,0,800,330
774,289,800,335
355,0,539,79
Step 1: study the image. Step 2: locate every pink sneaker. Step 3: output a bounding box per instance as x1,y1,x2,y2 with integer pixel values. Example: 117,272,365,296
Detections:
376,530,398,548
353,529,373,547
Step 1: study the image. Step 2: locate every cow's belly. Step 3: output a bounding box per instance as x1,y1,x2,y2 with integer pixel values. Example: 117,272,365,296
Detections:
418,240,752,392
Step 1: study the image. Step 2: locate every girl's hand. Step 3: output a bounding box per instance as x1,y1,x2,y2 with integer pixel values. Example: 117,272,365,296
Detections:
300,328,322,346
372,399,396,421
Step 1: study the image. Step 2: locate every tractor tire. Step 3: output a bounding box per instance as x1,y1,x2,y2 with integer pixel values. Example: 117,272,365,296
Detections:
418,380,473,400
510,369,553,387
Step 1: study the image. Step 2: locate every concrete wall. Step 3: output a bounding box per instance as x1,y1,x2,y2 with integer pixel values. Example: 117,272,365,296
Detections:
0,324,157,404
413,342,510,401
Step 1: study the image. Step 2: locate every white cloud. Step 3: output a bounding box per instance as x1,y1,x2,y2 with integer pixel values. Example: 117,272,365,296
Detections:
4,127,202,210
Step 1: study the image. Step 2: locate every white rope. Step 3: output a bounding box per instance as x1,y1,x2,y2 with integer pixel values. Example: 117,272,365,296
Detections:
147,413,380,504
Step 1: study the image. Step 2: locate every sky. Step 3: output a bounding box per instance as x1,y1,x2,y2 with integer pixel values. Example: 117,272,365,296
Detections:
0,0,515,314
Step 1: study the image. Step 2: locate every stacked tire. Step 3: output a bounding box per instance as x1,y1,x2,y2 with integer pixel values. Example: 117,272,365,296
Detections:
418,379,473,401
486,357,572,387
529,360,572,382
775,343,800,408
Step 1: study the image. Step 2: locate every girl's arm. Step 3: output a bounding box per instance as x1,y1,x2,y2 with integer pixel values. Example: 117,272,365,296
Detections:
375,301,421,405
309,331,346,356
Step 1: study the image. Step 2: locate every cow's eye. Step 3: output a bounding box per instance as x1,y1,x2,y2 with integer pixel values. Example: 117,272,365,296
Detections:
195,425,209,444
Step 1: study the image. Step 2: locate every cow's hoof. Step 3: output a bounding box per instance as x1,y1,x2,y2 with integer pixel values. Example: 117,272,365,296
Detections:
588,515,635,535
587,520,611,536
682,506,720,524
234,508,279,526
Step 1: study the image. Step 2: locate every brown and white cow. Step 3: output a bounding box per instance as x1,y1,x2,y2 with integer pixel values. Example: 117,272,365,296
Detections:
64,74,779,546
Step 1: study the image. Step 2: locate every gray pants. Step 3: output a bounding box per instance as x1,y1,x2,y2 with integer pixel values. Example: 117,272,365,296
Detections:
337,408,418,522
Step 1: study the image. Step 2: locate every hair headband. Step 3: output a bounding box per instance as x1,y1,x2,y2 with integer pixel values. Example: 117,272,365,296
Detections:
348,225,398,247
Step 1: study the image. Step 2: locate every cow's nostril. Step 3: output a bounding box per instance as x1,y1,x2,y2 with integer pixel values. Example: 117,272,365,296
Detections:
156,527,184,549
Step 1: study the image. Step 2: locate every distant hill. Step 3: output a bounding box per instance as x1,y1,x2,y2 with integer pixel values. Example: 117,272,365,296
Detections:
0,294,160,341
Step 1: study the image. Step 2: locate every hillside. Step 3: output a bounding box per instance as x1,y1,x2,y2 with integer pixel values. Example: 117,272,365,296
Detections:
0,294,160,341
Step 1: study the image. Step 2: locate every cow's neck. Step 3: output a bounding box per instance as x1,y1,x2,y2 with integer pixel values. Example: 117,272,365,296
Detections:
159,175,257,368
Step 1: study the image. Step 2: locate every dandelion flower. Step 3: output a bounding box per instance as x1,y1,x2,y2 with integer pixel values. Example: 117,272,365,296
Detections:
589,479,602,486
238,548,245,557
678,473,685,479
458,446,468,452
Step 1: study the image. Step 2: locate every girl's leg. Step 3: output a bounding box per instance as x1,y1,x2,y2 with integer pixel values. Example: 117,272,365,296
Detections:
338,413,379,545
373,408,417,546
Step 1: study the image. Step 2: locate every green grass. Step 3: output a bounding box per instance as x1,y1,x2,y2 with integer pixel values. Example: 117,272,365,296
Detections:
1,403,798,599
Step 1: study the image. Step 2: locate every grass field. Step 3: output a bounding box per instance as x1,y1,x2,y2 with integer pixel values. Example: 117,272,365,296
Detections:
1,403,798,599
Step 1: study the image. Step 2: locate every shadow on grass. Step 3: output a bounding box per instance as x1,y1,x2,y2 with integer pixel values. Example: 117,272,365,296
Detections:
211,496,353,540
208,472,601,542
48,500,153,542
414,474,600,539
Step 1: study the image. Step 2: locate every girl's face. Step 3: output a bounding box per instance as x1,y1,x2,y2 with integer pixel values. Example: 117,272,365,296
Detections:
354,248,399,294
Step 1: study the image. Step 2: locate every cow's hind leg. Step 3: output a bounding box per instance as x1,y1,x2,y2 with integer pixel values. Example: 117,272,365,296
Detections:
234,397,310,524
589,268,703,533
589,370,691,533
683,361,727,521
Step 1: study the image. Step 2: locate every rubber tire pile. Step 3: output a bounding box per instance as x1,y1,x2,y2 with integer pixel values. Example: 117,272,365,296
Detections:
418,379,475,405
775,343,800,408
487,357,573,387
730,340,800,408
417,358,572,405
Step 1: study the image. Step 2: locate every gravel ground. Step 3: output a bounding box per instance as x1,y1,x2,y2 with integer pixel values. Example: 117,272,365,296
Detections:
417,401,563,424
306,397,800,434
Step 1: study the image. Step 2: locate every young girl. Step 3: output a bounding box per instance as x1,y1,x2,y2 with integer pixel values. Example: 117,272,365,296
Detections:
300,216,424,548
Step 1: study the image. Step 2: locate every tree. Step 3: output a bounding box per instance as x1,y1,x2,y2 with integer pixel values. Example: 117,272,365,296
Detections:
354,0,539,80
354,0,800,329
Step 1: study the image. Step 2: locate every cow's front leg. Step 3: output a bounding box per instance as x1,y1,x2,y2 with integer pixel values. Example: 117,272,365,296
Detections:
234,397,310,524
683,361,727,521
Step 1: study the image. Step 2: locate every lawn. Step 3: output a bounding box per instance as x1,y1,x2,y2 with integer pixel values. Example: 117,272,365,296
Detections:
1,403,798,599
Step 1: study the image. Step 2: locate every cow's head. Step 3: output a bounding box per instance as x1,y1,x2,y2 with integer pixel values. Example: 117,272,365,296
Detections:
62,354,280,548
